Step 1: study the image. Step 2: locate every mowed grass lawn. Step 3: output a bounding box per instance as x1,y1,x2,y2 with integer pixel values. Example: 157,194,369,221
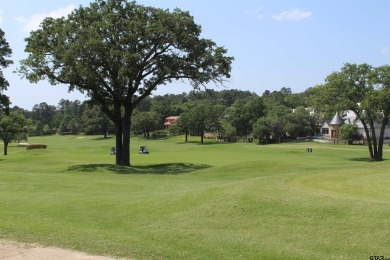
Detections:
1,135,390,259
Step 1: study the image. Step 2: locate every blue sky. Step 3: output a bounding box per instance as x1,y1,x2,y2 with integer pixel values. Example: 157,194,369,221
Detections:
1,0,389,109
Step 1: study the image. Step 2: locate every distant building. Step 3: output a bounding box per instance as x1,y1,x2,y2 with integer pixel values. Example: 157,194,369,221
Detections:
320,111,390,140
320,120,330,136
163,116,180,129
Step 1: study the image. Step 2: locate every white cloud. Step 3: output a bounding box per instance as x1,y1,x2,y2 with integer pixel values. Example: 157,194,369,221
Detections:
247,7,265,20
381,46,390,54
20,4,76,33
273,9,312,21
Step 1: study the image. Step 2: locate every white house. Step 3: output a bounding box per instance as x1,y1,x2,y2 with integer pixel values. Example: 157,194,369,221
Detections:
320,111,390,140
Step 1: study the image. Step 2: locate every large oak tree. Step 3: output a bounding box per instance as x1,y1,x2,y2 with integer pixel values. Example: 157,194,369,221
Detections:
19,0,233,165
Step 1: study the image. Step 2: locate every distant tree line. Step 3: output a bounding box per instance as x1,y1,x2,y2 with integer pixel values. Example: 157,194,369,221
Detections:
9,99,115,137
6,87,318,144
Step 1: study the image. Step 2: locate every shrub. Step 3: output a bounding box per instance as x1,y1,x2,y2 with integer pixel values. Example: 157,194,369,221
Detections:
339,124,357,143
151,130,169,139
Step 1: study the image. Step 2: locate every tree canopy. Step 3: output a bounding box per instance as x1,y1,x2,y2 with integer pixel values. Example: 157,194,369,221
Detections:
178,100,224,143
0,112,31,155
19,0,233,165
339,124,357,143
0,28,12,112
132,111,161,138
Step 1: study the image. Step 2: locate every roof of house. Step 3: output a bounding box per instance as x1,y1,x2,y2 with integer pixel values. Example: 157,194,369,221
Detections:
342,111,365,128
321,120,330,129
329,112,344,125
165,116,180,120
163,116,180,126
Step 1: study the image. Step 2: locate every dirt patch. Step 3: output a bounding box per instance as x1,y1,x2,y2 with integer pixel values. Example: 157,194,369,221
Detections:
0,239,120,260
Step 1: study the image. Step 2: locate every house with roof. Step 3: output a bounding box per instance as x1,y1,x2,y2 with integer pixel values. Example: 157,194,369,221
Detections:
320,111,390,140
163,116,180,129
320,112,344,139
342,110,390,139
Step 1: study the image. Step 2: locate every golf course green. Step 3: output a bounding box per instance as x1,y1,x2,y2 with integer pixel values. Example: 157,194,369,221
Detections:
1,135,389,259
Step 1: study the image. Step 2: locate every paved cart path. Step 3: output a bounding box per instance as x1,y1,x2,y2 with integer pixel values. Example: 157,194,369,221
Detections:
0,239,121,260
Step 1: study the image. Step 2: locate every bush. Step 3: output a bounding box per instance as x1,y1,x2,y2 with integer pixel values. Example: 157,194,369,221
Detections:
151,130,169,139
26,144,47,150
167,125,181,136
339,124,357,143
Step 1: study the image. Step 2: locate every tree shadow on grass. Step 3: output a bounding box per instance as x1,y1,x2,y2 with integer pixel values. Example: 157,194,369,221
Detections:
67,163,212,175
175,141,231,145
91,136,114,141
347,157,388,162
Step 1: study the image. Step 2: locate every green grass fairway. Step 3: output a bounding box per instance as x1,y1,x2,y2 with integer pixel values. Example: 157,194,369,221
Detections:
1,135,390,259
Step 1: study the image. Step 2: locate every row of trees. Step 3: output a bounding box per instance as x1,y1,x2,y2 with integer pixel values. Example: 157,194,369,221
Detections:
0,100,115,155
6,87,314,139
11,100,114,137
173,88,316,144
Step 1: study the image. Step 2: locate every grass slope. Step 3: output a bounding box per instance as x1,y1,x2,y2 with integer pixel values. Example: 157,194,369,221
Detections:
1,135,390,259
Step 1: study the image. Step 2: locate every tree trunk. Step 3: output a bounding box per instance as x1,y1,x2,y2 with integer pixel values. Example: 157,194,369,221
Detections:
200,131,204,144
3,141,8,155
120,104,133,166
115,122,123,165
361,119,374,159
376,117,389,161
103,124,108,139
368,119,379,161
121,116,131,166
185,130,188,142
377,138,384,161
